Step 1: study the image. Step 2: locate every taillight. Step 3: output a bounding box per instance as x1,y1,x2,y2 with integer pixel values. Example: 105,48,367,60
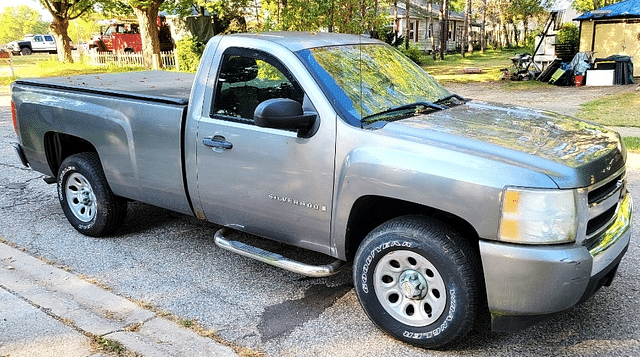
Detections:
11,100,18,137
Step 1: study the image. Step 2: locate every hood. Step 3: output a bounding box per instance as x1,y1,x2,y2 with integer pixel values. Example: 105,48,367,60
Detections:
381,101,625,188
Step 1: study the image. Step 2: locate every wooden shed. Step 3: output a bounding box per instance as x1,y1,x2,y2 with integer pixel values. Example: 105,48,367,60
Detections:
575,0,640,77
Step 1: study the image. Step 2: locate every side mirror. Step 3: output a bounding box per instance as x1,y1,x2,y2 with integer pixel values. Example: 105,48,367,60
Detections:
254,98,317,138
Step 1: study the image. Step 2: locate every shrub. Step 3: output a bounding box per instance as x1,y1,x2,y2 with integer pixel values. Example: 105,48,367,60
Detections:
557,23,579,48
175,36,205,73
399,45,427,65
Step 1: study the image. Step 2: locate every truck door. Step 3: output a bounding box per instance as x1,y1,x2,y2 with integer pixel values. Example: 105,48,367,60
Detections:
43,35,56,51
195,47,336,253
31,35,45,51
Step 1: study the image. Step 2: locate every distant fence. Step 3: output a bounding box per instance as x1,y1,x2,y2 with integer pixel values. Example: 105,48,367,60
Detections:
74,50,177,69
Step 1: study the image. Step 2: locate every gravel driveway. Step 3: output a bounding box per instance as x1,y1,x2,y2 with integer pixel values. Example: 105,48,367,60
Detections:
445,81,638,116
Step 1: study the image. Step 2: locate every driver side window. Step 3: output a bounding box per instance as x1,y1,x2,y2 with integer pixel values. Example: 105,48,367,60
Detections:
212,49,304,125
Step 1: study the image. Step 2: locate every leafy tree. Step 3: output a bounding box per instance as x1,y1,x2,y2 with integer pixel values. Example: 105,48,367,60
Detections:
0,5,50,44
250,0,388,34
67,14,102,44
573,0,624,12
164,0,253,33
40,0,96,62
509,0,546,46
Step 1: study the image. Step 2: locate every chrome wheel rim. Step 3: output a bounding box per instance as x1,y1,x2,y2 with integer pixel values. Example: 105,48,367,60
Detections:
373,250,447,327
65,172,96,223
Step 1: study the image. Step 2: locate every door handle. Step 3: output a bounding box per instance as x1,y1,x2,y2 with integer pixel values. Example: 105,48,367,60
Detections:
203,135,233,150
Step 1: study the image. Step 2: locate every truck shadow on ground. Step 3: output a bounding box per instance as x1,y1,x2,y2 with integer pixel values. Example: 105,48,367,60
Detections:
115,201,206,236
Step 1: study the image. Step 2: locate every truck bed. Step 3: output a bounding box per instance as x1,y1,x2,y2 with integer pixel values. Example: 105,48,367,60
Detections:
16,71,195,105
12,70,195,216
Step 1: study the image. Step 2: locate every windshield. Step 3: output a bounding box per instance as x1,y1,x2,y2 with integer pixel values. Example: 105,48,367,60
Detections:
297,43,450,127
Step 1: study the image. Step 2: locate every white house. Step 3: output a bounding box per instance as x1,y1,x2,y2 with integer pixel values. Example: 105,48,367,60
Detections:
391,0,467,52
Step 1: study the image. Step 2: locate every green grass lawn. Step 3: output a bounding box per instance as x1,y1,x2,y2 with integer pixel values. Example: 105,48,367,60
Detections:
576,92,640,127
422,48,518,83
623,137,640,152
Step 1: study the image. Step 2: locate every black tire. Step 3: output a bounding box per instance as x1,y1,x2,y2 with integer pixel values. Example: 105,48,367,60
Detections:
353,215,481,349
21,47,32,56
57,152,127,237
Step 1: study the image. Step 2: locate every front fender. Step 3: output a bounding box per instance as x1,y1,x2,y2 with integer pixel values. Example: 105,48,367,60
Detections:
330,141,558,259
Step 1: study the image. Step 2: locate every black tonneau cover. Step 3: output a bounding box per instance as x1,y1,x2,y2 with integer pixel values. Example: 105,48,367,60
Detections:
15,71,195,106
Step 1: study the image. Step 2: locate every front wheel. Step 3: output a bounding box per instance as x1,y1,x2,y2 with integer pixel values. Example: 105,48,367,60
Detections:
57,152,127,237
353,215,482,349
21,47,32,56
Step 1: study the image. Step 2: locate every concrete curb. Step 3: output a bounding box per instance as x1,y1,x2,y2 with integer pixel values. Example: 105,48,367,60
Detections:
0,242,237,357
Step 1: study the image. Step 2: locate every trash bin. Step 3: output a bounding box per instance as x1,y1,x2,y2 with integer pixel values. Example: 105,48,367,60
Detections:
594,56,634,85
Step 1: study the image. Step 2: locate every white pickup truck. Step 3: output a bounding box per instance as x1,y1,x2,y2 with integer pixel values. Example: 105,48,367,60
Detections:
11,32,632,349
6,34,57,55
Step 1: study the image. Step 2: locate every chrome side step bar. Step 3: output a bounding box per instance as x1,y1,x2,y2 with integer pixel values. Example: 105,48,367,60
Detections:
214,228,347,278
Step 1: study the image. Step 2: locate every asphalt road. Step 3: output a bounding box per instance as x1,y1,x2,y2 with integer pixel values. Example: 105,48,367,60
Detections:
1,94,639,357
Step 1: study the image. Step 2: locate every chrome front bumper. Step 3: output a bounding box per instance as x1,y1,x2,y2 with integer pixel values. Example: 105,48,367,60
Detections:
480,194,632,331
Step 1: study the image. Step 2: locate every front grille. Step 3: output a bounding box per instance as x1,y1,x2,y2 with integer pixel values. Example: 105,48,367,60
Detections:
588,173,623,205
586,205,617,237
583,170,626,249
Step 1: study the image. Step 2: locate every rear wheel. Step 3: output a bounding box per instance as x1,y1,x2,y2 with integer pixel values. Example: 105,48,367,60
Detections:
57,152,127,237
353,215,481,349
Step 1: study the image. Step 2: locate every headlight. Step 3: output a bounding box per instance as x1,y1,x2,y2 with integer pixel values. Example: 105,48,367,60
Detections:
498,187,578,244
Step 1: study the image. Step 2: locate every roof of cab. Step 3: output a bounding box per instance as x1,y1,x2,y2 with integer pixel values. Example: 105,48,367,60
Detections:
221,31,383,52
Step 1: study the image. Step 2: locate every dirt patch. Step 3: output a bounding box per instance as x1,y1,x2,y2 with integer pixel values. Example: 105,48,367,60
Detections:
444,81,638,116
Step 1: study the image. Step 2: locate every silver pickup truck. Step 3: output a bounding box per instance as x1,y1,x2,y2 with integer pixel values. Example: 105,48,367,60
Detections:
11,32,632,349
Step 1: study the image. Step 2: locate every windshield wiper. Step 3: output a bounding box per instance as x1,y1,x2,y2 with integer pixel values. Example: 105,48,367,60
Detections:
434,94,468,105
361,101,445,124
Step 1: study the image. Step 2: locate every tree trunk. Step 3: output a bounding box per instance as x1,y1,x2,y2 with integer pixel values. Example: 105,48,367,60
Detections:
132,5,162,69
328,0,334,32
502,23,509,47
405,0,411,50
523,17,528,47
393,1,399,43
50,16,73,63
428,1,436,60
481,0,486,53
461,0,469,57
439,0,448,60
466,0,473,53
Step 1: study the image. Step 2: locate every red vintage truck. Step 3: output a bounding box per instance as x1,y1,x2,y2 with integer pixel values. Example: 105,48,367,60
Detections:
90,21,142,53
90,19,173,53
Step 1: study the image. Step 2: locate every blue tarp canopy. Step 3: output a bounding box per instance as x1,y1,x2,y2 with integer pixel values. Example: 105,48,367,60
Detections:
574,0,640,20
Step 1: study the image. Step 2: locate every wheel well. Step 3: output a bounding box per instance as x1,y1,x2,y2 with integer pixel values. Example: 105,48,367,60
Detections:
44,132,97,176
344,196,480,261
